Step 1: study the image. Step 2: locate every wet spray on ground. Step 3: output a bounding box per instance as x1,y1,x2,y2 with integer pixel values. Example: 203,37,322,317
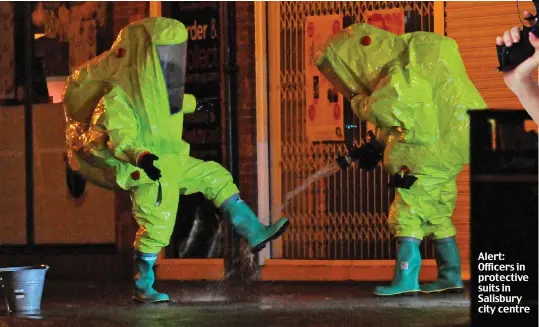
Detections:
181,161,346,300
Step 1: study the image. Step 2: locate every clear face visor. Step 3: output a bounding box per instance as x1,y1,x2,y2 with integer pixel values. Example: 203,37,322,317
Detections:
157,43,187,115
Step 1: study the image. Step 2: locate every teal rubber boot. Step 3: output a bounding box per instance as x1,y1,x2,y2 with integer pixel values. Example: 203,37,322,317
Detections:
222,194,289,253
374,237,422,296
420,236,464,293
133,252,170,303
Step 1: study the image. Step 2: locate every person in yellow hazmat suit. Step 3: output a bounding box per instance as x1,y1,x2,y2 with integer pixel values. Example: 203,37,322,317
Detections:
315,24,487,296
62,17,289,303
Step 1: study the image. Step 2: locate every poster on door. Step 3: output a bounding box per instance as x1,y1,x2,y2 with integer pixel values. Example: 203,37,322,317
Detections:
69,19,96,71
365,8,405,35
304,14,344,142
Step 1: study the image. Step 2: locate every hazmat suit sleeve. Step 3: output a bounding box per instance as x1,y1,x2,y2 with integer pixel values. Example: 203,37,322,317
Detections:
350,66,439,146
183,94,197,114
93,87,150,166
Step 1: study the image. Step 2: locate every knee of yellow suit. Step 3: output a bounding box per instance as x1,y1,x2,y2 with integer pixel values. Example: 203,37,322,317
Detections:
393,225,425,240
134,224,171,254
388,202,425,239
186,160,239,207
431,224,457,240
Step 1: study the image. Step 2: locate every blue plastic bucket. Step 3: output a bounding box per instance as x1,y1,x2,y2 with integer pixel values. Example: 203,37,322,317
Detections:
0,265,49,313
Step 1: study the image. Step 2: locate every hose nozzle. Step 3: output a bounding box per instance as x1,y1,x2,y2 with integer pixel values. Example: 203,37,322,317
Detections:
336,154,353,170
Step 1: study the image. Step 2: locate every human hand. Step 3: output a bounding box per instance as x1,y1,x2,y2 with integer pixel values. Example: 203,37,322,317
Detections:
138,153,162,181
496,11,539,94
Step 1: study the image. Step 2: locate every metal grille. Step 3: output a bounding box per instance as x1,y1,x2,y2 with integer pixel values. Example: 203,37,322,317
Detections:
276,1,436,260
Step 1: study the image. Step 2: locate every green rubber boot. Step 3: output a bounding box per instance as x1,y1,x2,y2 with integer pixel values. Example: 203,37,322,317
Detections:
420,236,464,294
222,194,289,253
133,252,170,303
374,237,422,296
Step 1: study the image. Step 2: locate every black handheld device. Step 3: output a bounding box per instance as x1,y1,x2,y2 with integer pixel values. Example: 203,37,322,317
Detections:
496,0,539,72
336,130,384,171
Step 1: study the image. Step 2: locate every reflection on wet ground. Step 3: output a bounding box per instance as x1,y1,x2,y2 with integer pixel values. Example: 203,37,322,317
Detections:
0,281,471,327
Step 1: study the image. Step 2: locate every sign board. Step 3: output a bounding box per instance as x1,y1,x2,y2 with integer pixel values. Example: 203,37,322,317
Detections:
165,1,223,260
177,1,221,161
69,19,97,71
304,14,345,142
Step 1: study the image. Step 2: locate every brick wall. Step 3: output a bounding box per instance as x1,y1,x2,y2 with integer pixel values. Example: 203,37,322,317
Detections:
235,2,258,212
112,1,149,37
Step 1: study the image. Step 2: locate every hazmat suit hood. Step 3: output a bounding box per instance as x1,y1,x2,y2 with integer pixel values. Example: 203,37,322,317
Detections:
64,17,196,122
315,24,408,98
63,17,197,190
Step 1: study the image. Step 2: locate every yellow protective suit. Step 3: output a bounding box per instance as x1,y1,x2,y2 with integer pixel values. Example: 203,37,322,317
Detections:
63,17,239,254
315,24,487,240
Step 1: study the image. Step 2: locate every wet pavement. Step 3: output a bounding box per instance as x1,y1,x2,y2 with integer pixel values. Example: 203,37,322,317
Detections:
0,281,471,327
